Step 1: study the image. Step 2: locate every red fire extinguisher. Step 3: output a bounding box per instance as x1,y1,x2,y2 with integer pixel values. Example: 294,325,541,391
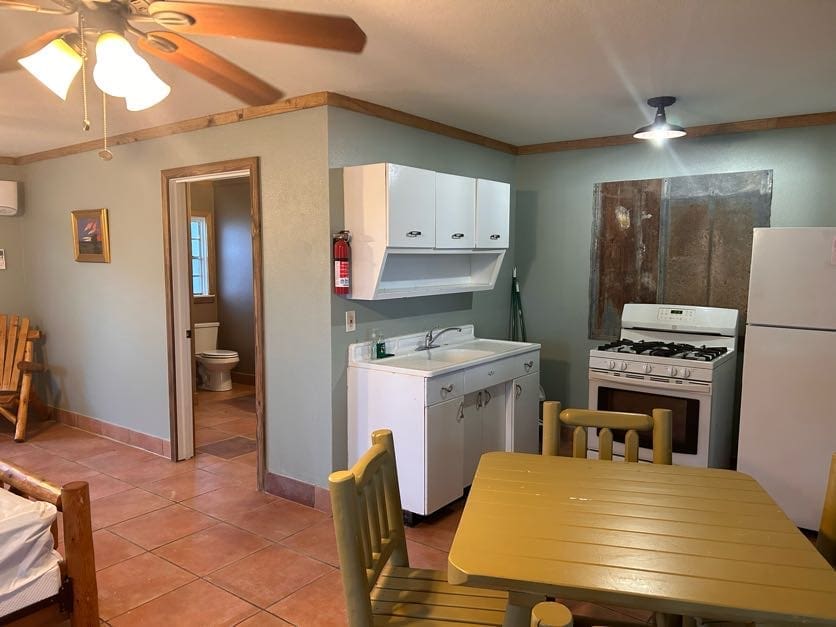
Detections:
333,230,351,295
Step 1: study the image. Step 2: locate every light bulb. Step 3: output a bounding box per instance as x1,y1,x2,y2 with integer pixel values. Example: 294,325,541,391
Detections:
18,37,82,100
93,32,144,98
125,61,171,111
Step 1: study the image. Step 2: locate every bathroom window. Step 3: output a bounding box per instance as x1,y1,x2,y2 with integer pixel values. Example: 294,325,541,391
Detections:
190,217,210,296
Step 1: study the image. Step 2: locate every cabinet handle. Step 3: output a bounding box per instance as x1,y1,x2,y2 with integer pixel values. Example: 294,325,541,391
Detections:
515,383,522,399
524,360,534,371
406,230,422,238
483,389,492,406
457,402,464,422
476,391,483,409
490,234,501,240
487,370,495,377
451,233,465,239
440,384,454,396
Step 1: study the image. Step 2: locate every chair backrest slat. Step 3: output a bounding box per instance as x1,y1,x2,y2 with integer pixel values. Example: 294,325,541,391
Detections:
542,401,672,465
598,427,613,460
8,317,30,392
2,315,19,389
816,452,836,567
330,429,410,627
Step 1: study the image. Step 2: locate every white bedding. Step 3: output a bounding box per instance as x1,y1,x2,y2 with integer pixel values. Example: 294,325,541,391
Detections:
0,488,62,617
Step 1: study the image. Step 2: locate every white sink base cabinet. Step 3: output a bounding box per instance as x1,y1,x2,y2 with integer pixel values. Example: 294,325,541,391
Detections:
347,344,540,518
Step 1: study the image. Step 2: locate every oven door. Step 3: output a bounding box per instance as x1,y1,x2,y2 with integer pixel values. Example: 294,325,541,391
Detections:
587,370,711,466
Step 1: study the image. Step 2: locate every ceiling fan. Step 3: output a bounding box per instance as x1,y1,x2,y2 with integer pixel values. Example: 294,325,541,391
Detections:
0,0,366,111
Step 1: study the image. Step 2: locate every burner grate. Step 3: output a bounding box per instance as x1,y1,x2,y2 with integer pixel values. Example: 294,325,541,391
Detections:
596,339,727,361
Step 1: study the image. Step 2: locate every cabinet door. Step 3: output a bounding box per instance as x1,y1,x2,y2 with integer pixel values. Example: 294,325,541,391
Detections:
480,383,507,456
435,173,475,249
387,164,436,248
462,393,481,487
425,396,464,514
510,372,539,453
475,179,510,248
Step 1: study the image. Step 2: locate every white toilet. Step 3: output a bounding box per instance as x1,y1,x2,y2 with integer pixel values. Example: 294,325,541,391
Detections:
194,322,240,391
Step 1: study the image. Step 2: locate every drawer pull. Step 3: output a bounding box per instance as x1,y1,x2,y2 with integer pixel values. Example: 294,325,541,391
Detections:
490,234,501,240
451,233,465,239
483,389,492,406
524,360,534,371
515,383,522,399
488,370,495,377
440,384,454,396
456,402,464,422
406,230,422,238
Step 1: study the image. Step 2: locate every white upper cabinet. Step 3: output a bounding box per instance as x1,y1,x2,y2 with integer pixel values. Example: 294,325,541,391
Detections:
435,173,476,249
476,179,510,248
387,164,436,248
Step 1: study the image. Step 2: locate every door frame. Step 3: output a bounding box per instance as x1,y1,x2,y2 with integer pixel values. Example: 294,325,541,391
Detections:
161,157,266,490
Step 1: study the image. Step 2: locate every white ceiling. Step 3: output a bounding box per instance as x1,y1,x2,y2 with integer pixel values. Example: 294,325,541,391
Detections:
1,0,835,156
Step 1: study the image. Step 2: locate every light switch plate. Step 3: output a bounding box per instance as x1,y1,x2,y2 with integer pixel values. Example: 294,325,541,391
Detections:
0,249,5,270
345,310,356,332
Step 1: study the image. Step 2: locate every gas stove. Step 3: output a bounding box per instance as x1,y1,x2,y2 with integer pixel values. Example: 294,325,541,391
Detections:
597,340,728,362
588,304,740,468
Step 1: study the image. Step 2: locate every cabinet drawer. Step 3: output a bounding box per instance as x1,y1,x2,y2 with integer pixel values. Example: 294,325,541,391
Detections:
426,372,465,405
464,352,539,392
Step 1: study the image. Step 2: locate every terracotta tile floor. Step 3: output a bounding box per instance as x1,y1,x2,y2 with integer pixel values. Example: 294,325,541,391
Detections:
0,395,653,625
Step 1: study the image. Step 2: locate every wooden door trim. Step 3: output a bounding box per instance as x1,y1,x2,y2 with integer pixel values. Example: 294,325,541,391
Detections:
160,157,266,491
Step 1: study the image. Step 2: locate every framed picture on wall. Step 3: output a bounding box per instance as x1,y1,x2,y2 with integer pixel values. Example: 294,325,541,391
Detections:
71,208,111,263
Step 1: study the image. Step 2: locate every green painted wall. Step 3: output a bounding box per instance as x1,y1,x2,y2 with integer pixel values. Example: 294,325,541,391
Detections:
0,165,26,314
327,107,517,472
514,124,836,410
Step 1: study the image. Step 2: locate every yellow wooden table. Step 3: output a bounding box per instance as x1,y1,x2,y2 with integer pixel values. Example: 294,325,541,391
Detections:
448,452,836,626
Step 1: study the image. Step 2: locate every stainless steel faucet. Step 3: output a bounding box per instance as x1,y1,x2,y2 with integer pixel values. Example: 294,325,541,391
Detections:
417,326,462,351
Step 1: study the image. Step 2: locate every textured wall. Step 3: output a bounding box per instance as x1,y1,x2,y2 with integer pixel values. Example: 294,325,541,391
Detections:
18,108,332,490
0,165,26,314
514,124,836,411
214,178,255,376
327,107,517,472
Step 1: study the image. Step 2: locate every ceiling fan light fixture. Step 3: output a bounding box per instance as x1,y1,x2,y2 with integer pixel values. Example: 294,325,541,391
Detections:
93,32,143,97
18,36,82,100
125,64,170,111
633,96,687,142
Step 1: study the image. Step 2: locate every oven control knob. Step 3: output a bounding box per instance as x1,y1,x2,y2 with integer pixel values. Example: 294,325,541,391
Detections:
683,368,691,379
608,360,616,370
619,361,628,371
643,364,652,374
667,366,679,377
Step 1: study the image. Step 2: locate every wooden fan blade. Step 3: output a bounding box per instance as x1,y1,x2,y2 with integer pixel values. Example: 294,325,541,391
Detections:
0,28,75,72
136,31,283,106
147,1,366,52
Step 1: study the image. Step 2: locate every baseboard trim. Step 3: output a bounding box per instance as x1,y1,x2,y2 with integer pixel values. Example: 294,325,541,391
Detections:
264,471,330,512
231,371,256,386
50,406,170,458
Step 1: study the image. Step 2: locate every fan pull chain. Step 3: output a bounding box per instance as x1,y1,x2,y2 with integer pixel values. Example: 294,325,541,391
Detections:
98,93,113,160
78,12,90,132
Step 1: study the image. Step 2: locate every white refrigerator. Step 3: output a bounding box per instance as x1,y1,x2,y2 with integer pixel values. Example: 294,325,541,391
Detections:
737,227,836,530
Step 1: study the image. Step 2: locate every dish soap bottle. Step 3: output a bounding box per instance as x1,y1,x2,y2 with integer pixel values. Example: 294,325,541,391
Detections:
375,332,387,359
369,329,381,360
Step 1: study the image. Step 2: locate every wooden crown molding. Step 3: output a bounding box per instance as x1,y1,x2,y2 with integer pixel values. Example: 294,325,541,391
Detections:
2,91,835,164
516,111,836,155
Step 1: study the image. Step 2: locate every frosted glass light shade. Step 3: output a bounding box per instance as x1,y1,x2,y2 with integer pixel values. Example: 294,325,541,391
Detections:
125,63,170,111
93,32,143,97
18,38,82,100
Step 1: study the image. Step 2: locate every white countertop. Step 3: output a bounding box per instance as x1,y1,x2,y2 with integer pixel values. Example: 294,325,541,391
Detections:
348,326,539,377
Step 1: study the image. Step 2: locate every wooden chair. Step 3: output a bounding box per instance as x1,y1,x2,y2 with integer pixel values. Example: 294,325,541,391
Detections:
816,452,836,567
0,315,45,442
331,429,573,626
542,401,672,464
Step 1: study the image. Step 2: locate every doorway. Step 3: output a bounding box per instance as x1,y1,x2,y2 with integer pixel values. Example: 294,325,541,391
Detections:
161,157,266,490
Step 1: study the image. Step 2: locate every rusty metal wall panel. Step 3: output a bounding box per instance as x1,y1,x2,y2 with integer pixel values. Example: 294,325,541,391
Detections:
590,170,771,339
589,179,662,339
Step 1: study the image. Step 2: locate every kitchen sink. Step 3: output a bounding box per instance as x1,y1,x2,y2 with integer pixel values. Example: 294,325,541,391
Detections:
431,348,495,363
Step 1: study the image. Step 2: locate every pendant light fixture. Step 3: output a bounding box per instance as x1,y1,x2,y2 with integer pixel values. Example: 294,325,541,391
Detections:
633,96,687,141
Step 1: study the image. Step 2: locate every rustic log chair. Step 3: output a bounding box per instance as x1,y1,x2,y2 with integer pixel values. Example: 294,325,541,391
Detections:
330,428,574,626
0,315,46,442
542,401,673,464
531,601,574,626
0,459,98,626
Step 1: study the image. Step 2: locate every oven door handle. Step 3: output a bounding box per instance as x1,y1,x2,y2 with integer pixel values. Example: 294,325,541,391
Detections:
588,370,711,395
